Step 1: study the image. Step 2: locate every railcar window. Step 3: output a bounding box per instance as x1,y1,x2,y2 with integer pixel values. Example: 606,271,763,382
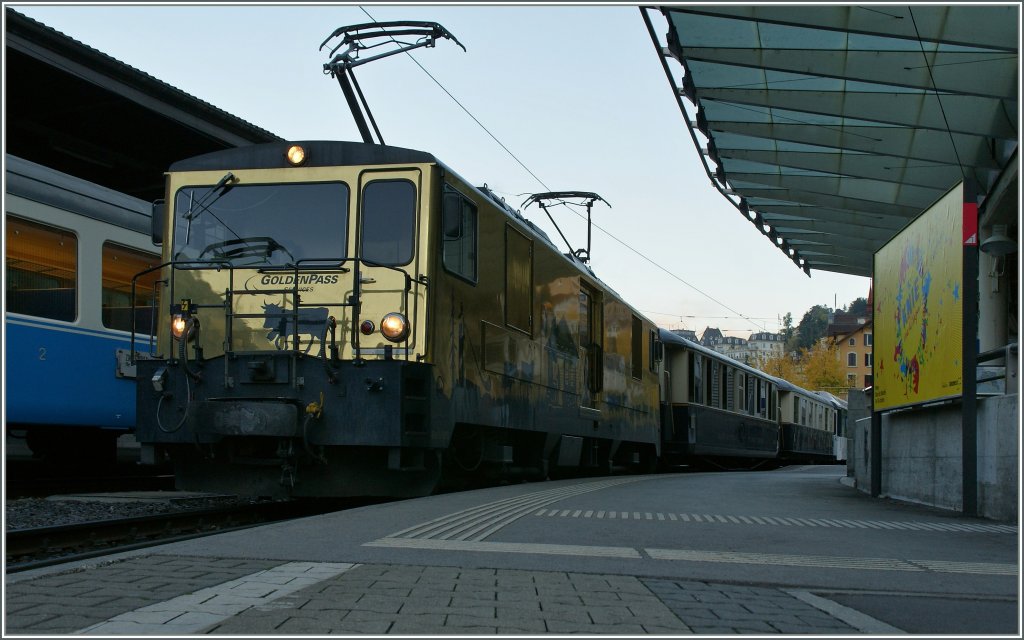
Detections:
441,188,477,282
6,217,77,321
102,243,159,333
173,182,349,267
691,353,702,404
631,315,643,380
720,364,728,410
648,329,659,372
362,180,415,266
505,226,533,334
709,360,720,407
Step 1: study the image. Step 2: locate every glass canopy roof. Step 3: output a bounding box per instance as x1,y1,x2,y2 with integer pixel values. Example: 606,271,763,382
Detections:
642,5,1019,277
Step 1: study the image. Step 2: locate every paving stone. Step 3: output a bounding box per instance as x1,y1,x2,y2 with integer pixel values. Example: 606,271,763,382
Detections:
537,604,593,623
450,592,499,605
326,620,394,634
350,595,405,614
729,620,785,633
388,617,448,634
275,617,335,633
494,609,548,631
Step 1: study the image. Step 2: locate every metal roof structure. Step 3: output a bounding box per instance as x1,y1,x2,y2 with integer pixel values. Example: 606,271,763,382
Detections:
5,8,282,202
642,5,1019,277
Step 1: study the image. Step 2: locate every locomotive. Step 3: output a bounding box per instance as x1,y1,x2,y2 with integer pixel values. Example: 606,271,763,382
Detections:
132,141,663,498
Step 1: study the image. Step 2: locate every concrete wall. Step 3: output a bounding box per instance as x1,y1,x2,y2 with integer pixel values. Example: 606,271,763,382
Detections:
850,393,1018,522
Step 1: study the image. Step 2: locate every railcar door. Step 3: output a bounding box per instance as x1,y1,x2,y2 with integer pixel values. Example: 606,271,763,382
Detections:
579,283,603,413
354,170,426,358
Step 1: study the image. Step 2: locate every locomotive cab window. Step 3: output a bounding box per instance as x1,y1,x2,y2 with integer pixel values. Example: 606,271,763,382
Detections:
6,217,77,322
441,187,477,283
102,242,159,333
173,181,349,267
362,179,416,266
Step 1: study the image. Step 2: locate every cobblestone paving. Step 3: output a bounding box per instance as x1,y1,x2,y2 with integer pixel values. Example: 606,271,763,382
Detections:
4,555,280,635
6,557,867,635
644,579,858,634
209,564,694,635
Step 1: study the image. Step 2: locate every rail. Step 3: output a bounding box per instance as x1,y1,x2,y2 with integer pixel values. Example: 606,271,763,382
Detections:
976,342,1018,394
5,501,323,573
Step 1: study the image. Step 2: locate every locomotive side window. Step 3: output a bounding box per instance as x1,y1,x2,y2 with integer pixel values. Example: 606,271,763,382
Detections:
362,180,415,266
101,242,159,334
441,187,477,283
6,217,77,321
505,225,533,334
631,315,643,380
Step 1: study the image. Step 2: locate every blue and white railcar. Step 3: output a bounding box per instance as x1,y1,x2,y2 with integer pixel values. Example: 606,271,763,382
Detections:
5,155,159,461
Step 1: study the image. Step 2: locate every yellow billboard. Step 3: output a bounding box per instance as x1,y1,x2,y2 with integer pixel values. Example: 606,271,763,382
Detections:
873,183,966,410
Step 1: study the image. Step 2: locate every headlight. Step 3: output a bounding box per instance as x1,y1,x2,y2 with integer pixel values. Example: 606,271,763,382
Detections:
171,314,194,341
380,312,410,342
286,144,307,166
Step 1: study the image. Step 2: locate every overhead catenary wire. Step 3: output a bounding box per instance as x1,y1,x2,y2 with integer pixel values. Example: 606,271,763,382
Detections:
357,6,767,333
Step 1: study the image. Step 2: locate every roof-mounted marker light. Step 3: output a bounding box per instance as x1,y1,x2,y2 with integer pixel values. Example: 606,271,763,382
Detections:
286,144,307,166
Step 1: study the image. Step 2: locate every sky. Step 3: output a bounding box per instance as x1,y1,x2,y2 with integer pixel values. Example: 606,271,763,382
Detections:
10,3,871,337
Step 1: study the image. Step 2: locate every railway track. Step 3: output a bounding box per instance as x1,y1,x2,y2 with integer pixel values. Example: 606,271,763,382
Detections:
6,500,337,573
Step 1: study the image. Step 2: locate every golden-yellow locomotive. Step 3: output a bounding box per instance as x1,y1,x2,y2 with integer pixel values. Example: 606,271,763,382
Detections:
133,141,663,497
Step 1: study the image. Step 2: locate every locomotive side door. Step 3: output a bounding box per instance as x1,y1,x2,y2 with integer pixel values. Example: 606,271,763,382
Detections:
579,282,603,413
354,169,425,357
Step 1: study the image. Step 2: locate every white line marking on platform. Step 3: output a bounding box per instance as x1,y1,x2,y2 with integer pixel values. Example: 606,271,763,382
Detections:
528,510,1016,534
787,590,905,634
646,549,1018,575
75,562,355,635
366,537,641,558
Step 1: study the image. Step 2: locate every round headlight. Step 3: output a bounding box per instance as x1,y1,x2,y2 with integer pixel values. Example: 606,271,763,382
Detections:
285,144,307,166
171,314,189,340
380,312,410,342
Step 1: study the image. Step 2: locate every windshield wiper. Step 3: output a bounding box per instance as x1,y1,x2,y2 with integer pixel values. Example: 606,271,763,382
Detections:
198,237,295,264
184,172,237,244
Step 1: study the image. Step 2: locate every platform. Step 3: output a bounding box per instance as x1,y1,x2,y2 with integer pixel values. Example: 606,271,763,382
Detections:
6,465,1019,635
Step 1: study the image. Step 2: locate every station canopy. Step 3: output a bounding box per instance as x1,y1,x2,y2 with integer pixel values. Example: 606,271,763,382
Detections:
643,5,1019,277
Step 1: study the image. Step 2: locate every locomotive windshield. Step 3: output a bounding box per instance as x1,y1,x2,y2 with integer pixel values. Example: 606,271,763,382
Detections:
172,181,349,267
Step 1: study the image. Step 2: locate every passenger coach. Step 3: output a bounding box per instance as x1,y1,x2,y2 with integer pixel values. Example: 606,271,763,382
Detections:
658,329,780,465
6,155,159,462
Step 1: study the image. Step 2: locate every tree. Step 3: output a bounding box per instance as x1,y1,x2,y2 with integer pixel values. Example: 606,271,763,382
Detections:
798,340,846,392
781,312,795,350
761,351,801,383
846,297,868,315
793,304,831,351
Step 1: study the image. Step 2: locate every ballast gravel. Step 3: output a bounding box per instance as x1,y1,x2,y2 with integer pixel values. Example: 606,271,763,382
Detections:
5,494,262,531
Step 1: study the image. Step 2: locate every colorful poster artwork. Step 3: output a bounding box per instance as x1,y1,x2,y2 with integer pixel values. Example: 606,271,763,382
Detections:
873,184,964,410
